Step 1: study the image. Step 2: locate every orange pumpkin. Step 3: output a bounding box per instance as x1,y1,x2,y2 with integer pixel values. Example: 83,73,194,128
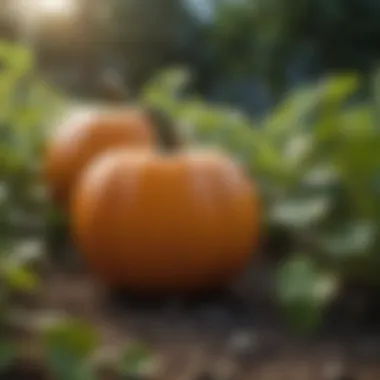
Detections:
71,148,260,293
44,107,157,205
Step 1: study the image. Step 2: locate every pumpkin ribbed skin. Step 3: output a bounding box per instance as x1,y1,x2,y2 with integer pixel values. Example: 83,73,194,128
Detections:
44,107,156,205
71,149,260,293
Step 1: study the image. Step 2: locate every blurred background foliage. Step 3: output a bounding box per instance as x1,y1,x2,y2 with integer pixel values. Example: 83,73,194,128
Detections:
0,41,63,325
1,0,380,110
0,0,379,340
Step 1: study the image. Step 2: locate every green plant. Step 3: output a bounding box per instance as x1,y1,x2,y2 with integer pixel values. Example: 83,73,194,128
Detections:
141,68,380,331
0,40,64,371
0,39,64,310
0,240,43,372
42,318,99,380
117,343,153,379
42,318,155,380
0,41,64,238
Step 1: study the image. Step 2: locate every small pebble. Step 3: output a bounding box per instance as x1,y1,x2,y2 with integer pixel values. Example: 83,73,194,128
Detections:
227,330,259,359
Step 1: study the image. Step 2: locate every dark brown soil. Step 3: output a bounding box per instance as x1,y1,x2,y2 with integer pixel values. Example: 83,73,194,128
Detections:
0,359,51,380
9,255,380,380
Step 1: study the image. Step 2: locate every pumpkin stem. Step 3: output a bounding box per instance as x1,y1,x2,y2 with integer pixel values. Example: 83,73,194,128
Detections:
99,71,182,150
143,106,184,151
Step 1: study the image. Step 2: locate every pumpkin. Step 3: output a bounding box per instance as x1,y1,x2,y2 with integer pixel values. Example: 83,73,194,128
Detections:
71,147,260,293
44,106,159,206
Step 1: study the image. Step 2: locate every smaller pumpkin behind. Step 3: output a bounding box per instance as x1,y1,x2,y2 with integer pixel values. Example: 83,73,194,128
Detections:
44,105,184,207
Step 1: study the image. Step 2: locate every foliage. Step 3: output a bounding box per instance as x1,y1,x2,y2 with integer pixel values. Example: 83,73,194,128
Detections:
141,67,380,331
0,41,64,239
0,41,157,379
0,340,17,371
187,0,380,116
209,0,380,77
208,0,305,77
276,255,338,333
43,318,99,380
42,319,154,380
0,41,66,372
117,343,153,379
0,40,64,303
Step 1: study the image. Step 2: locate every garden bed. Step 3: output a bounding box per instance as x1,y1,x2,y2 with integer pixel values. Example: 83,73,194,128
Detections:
7,255,380,380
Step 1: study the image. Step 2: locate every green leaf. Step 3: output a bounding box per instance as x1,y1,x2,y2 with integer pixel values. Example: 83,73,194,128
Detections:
118,343,153,377
270,196,331,228
1,265,39,291
281,132,316,175
140,67,190,107
277,257,316,301
301,164,340,190
253,138,290,180
0,340,16,370
263,84,321,138
4,240,44,267
321,221,377,259
276,256,339,332
46,347,98,380
339,105,375,135
43,319,99,361
321,73,360,105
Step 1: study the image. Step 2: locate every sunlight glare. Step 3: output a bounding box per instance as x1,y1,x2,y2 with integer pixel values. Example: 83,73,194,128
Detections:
37,0,75,15
13,0,77,20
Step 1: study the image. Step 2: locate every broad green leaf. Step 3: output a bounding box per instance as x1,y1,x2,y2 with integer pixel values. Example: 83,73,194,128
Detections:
339,105,375,135
277,256,316,301
155,67,190,94
0,183,8,206
263,83,321,137
1,265,39,291
118,343,153,377
46,347,98,380
43,319,99,361
253,138,290,180
282,133,315,171
0,340,16,370
277,256,339,332
321,73,360,105
321,221,377,259
140,67,190,107
301,164,340,190
0,239,43,264
314,75,361,141
270,196,331,228
333,133,380,217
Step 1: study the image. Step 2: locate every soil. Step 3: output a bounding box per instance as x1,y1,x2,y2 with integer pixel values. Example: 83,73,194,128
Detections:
7,252,380,380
